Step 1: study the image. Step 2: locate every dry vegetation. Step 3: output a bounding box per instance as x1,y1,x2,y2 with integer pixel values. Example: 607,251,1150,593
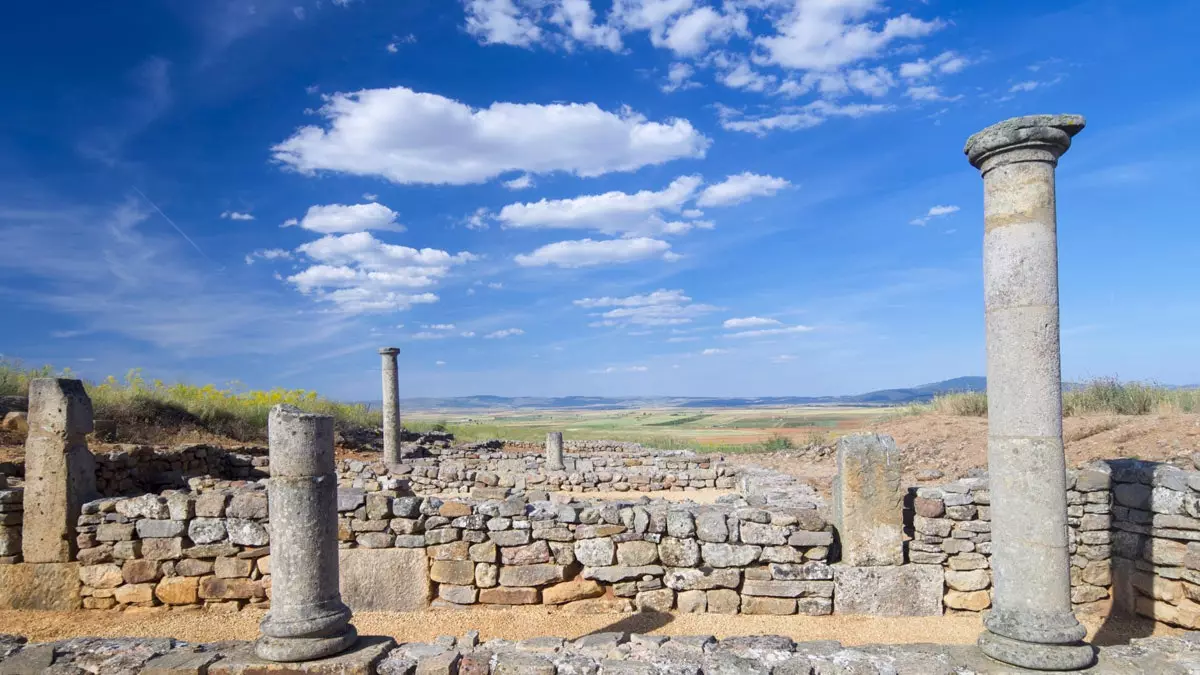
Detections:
0,359,379,443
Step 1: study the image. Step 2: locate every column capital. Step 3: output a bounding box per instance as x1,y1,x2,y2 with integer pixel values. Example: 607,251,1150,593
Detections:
378,347,400,356
964,114,1085,171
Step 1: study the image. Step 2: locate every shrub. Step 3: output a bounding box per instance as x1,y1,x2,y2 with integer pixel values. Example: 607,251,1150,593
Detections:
921,378,1197,417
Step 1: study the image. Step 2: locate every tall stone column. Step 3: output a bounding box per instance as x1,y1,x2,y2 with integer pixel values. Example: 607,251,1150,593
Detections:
379,347,402,464
257,405,356,662
545,432,564,471
965,115,1094,671
22,378,96,563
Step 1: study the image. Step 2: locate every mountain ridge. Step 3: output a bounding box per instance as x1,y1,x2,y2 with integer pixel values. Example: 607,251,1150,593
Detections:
394,376,988,411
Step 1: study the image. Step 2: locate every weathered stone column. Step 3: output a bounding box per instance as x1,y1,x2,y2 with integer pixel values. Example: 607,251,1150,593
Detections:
965,115,1094,670
379,347,402,464
832,433,903,566
257,405,356,662
22,378,96,563
545,432,564,471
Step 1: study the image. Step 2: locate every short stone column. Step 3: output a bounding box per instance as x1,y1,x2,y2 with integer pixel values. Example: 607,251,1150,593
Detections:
965,115,1093,670
22,378,96,563
379,347,402,464
257,405,356,662
545,432,564,471
832,433,903,566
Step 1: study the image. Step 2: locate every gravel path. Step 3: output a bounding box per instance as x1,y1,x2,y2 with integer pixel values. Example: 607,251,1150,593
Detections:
0,608,1175,646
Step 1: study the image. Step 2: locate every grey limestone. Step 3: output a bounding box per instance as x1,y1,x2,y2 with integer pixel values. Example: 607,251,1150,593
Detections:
256,405,356,662
379,348,402,464
546,432,564,471
966,114,1094,671
832,434,903,566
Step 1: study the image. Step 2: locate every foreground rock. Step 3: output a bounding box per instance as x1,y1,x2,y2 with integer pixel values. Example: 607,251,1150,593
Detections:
1,632,1198,674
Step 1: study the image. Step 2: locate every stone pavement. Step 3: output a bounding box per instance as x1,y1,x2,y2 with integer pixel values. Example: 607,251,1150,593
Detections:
1,631,1199,674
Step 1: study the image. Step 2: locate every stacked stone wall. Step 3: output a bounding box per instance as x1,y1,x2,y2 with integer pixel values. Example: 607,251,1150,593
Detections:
1107,458,1200,630
910,466,1114,613
0,482,21,564
92,445,267,496
338,449,737,496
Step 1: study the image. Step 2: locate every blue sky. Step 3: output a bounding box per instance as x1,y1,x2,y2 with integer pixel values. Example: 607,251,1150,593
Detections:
1,0,1198,400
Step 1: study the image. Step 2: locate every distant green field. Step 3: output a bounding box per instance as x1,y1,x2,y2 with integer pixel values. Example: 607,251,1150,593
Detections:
403,406,889,453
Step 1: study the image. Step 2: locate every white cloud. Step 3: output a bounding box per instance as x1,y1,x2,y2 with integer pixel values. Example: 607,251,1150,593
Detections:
846,67,895,97
435,360,446,366
386,42,399,53
714,55,777,93
463,0,544,47
293,7,306,20
411,331,449,340
1009,80,1040,93
465,207,491,231
487,282,504,289
288,202,404,234
697,172,790,207
701,347,727,355
772,354,796,363
661,62,700,93
666,336,699,342
726,324,813,338
363,193,379,201
909,204,959,226
592,364,650,374
503,174,535,190
287,232,475,313
755,3,944,71
717,100,893,136
273,86,709,185
663,6,747,57
552,0,623,51
575,288,717,326
221,211,254,221
906,85,945,101
460,331,476,337
484,327,525,339
244,248,293,265
423,323,456,330
514,237,675,268
899,51,969,79
497,175,707,236
723,316,780,329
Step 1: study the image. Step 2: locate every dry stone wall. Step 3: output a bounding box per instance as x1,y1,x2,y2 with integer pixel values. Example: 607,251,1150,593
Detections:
92,444,267,496
912,466,1114,613
0,481,20,564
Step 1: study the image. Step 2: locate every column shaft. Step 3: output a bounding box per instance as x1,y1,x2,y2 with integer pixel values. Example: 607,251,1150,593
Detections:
257,405,356,662
379,348,402,464
546,432,564,471
965,114,1093,671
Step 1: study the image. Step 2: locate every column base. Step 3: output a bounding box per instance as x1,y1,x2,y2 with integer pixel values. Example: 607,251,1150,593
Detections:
978,630,1095,671
255,625,358,662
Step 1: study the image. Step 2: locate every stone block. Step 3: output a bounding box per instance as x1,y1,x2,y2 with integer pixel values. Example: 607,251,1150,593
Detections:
339,548,431,612
658,537,701,567
479,586,539,604
832,434,904,566
945,569,990,592
136,520,186,539
635,588,674,612
706,589,740,614
574,538,615,567
663,567,740,591
945,589,991,611
209,635,395,674
142,537,184,561
113,582,156,604
543,580,603,604
188,518,227,544
122,559,162,584
833,564,943,616
80,562,124,588
582,565,663,583
499,563,565,587
199,577,263,600
0,562,81,610
677,589,706,613
215,556,253,579
616,540,658,566
501,540,551,565
742,596,796,615
430,560,475,585
701,543,759,567
155,576,199,605
438,584,477,604
742,580,833,598
427,541,470,561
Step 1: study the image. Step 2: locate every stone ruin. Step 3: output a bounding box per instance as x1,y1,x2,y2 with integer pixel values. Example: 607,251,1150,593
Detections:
2,115,1200,672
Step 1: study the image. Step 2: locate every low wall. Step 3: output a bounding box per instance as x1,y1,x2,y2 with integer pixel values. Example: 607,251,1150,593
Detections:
0,481,20,564
911,466,1114,613
1107,458,1200,630
93,445,267,496
339,448,738,496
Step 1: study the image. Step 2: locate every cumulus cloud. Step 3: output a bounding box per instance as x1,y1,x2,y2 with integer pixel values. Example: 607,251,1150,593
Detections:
722,316,780,329
221,211,254,221
756,4,944,71
286,232,475,313
697,172,790,207
717,100,893,136
899,51,969,79
286,202,404,234
661,62,700,93
909,204,959,226
503,174,535,190
701,348,727,355
726,324,814,338
464,0,544,47
575,288,716,327
497,175,708,236
244,248,292,265
272,86,709,185
484,328,525,339
515,237,675,268
465,207,491,231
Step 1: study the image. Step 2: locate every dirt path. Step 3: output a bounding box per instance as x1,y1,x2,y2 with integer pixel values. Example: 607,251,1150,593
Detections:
0,607,1175,647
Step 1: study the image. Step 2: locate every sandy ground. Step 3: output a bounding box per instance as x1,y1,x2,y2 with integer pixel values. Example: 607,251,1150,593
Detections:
724,413,1200,497
0,607,1176,648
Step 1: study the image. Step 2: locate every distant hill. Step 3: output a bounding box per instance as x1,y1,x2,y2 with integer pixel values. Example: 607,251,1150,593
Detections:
397,376,988,412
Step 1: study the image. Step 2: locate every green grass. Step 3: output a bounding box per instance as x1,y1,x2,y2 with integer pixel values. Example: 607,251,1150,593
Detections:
914,378,1197,418
0,358,380,441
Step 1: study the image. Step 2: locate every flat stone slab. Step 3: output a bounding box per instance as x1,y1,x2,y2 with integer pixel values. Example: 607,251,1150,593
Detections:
833,564,943,617
0,562,80,610
339,548,430,612
209,636,394,674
